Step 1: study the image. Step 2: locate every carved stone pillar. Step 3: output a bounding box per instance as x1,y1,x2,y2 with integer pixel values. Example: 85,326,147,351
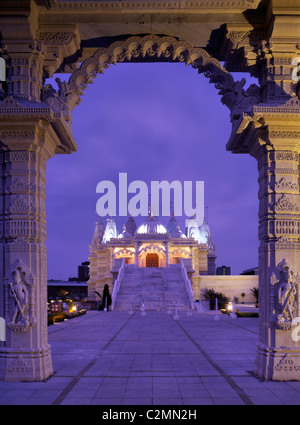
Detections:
0,123,57,381
241,106,300,380
224,23,300,378
0,28,77,379
255,132,300,380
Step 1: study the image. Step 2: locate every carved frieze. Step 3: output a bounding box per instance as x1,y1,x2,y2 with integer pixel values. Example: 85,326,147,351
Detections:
6,178,45,197
275,220,300,236
7,178,29,194
46,0,259,10
0,130,35,141
4,151,36,162
113,247,134,258
254,98,300,115
271,194,300,213
39,32,76,45
275,178,299,193
6,357,33,379
8,195,36,215
275,237,300,251
4,237,37,252
275,152,299,161
271,131,300,140
274,356,300,375
5,220,37,238
275,168,299,176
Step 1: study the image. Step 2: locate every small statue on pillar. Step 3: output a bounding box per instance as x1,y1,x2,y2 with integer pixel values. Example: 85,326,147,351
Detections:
271,259,298,330
5,260,35,334
8,268,30,332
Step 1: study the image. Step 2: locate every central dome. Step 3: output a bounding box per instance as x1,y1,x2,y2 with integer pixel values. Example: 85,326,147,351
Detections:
136,215,168,235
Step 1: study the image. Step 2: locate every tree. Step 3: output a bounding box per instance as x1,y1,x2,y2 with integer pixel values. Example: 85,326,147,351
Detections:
203,288,229,310
250,287,259,305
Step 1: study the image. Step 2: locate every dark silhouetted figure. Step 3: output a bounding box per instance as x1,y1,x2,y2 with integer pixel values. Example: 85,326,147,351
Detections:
101,284,112,311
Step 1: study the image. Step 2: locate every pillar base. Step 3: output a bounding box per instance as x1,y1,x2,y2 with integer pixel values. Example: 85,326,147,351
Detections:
0,344,53,382
254,343,300,381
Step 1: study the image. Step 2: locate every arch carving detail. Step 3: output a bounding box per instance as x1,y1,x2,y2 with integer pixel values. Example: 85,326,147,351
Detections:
43,35,261,118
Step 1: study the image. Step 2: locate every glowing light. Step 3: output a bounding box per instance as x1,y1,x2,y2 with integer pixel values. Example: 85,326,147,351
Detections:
226,302,233,313
69,305,77,313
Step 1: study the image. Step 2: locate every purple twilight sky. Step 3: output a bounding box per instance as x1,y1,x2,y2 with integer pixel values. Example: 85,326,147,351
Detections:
45,62,259,280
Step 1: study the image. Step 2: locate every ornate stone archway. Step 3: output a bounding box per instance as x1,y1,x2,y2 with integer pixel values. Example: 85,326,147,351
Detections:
0,0,300,382
46,34,259,115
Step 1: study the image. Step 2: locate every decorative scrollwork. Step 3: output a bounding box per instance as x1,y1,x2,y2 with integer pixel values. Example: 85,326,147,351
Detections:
50,34,260,116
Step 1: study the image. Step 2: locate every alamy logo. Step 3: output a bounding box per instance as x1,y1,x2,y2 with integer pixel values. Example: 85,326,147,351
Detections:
292,57,300,83
96,173,205,227
0,317,5,342
0,57,6,82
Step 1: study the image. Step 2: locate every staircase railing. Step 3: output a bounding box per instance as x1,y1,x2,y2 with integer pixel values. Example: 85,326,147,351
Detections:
180,259,195,310
111,258,125,310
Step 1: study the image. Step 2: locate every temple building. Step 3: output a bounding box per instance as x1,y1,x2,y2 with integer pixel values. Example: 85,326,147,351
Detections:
88,208,216,303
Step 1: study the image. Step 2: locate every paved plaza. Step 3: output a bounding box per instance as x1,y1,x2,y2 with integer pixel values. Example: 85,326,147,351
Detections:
0,309,300,406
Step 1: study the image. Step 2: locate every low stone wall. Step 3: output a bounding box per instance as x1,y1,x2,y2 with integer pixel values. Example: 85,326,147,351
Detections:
194,275,259,304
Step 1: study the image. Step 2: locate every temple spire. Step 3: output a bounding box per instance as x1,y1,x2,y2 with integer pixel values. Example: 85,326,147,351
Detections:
170,200,174,217
148,193,154,217
205,206,208,223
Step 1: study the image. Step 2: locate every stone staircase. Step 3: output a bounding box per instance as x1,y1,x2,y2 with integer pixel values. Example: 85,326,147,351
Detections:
113,264,191,311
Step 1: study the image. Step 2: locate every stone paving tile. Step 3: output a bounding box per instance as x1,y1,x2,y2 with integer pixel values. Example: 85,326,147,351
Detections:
288,381,300,391
200,377,238,396
23,398,54,405
1,311,300,405
91,398,123,405
248,396,281,405
153,398,184,405
178,382,210,398
122,398,153,405
0,389,37,402
30,388,66,401
263,386,300,403
182,397,214,405
212,397,245,405
83,356,116,376
60,398,93,405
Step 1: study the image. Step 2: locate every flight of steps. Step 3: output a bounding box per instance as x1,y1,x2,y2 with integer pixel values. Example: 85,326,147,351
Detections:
113,264,191,311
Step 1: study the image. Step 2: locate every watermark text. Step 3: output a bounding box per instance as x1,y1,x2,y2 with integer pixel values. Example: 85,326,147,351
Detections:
96,173,204,227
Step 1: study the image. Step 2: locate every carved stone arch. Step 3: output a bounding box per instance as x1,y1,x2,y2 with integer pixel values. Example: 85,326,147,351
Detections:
54,34,260,117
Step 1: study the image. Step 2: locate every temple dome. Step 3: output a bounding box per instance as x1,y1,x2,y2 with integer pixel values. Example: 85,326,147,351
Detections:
118,225,132,239
91,217,105,248
199,220,215,253
103,217,118,243
173,225,187,239
125,215,137,236
136,214,168,235
167,215,179,237
185,217,202,243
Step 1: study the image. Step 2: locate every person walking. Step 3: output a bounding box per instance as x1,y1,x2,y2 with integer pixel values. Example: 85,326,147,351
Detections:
101,284,112,312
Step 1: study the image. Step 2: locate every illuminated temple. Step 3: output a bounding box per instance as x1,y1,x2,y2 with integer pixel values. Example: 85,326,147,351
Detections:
88,208,217,307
